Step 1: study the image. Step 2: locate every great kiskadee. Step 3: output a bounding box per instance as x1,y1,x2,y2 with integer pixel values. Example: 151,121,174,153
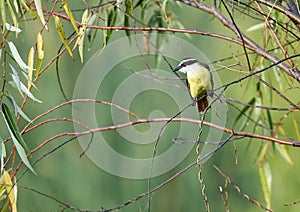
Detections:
173,58,213,112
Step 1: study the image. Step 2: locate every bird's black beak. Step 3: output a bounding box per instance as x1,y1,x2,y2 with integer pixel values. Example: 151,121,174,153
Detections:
173,66,182,72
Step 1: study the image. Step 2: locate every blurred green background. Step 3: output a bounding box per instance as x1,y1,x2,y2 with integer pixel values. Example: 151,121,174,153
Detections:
1,1,299,211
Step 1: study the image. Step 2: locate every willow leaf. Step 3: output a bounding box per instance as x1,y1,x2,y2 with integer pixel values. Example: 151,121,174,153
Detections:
73,9,89,63
0,0,6,32
6,0,18,28
259,162,272,209
8,41,34,71
2,171,17,212
62,0,79,33
34,0,48,30
1,109,36,174
53,15,74,60
27,46,34,89
2,103,29,152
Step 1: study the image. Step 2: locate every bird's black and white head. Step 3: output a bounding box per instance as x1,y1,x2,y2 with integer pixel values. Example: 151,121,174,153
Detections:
173,58,210,74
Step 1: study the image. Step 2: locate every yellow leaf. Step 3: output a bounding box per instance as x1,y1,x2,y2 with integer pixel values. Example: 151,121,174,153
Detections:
62,0,79,33
259,162,272,209
257,142,269,164
35,32,44,76
27,47,34,89
2,171,17,212
276,127,294,165
0,0,6,33
37,32,44,60
292,115,300,141
73,9,89,63
53,15,74,60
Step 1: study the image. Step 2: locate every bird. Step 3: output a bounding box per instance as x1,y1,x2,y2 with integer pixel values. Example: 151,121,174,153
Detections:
173,58,213,112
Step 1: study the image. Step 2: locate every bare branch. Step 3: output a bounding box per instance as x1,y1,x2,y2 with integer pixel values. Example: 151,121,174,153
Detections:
214,165,273,212
178,0,300,81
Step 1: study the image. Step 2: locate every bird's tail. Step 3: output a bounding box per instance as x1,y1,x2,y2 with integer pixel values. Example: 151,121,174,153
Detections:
197,97,209,113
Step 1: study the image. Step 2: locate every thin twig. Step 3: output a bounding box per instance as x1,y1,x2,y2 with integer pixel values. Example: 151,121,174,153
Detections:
179,0,300,81
214,165,273,212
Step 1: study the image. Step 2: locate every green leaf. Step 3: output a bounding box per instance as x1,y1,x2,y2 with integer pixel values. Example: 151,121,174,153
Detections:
6,93,31,122
19,0,38,18
6,92,19,116
0,138,6,176
261,71,272,102
2,115,36,175
273,67,282,90
86,14,98,44
13,0,22,15
21,70,37,90
124,0,132,38
0,0,6,32
162,0,169,14
0,200,9,212
259,162,272,209
105,6,117,45
0,135,6,162
246,23,265,32
35,59,43,76
34,0,48,30
232,97,255,130
275,142,293,165
266,110,274,149
8,41,34,71
1,103,30,153
1,105,36,174
12,134,36,174
53,15,74,60
257,142,269,163
266,110,273,132
6,0,18,28
147,10,163,27
9,77,42,103
9,63,24,97
1,103,36,174
133,0,144,9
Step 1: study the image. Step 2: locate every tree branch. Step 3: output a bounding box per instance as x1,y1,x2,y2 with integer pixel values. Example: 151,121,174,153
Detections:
178,0,300,81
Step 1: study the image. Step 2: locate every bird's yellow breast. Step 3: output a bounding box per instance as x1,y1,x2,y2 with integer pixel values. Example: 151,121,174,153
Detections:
187,66,211,99
188,76,206,98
